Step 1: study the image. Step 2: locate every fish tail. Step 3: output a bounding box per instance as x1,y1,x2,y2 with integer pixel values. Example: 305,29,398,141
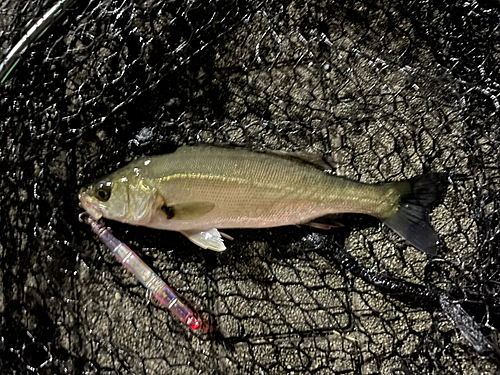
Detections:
382,173,448,255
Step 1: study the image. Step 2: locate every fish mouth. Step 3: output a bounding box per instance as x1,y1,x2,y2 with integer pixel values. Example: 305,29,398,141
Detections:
79,190,103,220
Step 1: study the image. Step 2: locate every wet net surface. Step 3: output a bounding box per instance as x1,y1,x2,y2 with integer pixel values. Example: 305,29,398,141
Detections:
1,0,500,373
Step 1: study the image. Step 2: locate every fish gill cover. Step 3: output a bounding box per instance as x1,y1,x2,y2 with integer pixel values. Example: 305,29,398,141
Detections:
0,0,499,373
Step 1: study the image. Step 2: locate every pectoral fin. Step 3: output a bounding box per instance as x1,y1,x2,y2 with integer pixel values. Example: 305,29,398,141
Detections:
181,228,226,251
160,202,215,220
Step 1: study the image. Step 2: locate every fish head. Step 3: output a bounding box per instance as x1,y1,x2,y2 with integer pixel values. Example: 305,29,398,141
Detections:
80,170,158,224
79,175,131,221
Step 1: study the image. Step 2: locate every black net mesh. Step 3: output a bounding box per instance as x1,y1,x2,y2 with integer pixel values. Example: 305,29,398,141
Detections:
1,0,500,373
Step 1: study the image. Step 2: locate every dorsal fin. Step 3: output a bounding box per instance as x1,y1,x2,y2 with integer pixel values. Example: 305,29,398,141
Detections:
265,150,334,171
190,143,335,171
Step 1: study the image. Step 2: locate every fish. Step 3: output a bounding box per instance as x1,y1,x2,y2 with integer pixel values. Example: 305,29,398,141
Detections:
79,145,447,255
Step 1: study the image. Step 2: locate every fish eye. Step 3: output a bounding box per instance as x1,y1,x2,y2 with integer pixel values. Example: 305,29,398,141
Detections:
95,182,112,202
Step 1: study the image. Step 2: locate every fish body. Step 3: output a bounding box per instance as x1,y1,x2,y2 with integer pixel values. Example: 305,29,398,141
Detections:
79,145,446,254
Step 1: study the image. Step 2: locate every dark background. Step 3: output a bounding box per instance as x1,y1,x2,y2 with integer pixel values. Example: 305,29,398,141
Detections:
1,0,499,373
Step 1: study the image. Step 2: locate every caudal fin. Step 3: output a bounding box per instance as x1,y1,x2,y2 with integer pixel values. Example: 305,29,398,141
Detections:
382,173,448,255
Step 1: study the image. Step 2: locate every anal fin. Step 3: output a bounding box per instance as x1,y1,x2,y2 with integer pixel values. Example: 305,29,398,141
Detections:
303,214,344,230
304,221,343,230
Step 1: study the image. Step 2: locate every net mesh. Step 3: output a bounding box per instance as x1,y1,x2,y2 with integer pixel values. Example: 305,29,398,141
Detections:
1,0,499,373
